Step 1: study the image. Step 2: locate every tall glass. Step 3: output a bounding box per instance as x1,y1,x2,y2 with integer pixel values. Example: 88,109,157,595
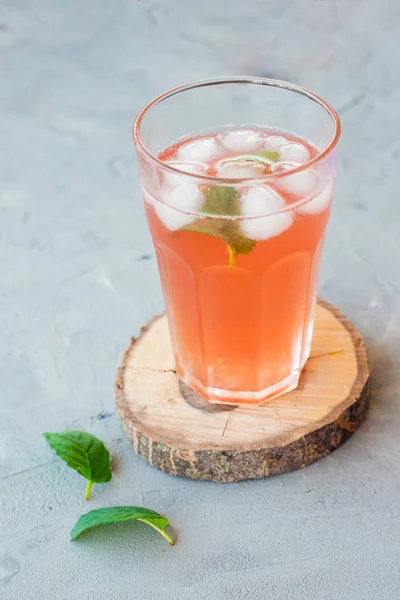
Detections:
133,77,340,405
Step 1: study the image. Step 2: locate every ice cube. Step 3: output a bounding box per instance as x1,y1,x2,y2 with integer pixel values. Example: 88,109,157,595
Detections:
163,161,206,188
240,187,293,240
154,204,198,231
165,183,204,211
297,180,333,214
280,142,310,164
177,137,221,162
150,183,203,231
263,135,286,151
271,161,299,174
217,159,266,179
219,129,264,152
279,169,317,197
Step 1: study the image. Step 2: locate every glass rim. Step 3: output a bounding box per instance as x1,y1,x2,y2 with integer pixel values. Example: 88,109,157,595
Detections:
133,76,341,185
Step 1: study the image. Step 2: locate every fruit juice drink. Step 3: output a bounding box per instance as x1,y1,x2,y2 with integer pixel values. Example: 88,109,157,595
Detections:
143,128,333,404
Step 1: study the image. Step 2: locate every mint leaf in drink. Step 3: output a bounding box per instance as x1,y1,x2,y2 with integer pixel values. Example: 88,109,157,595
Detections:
184,185,255,268
202,185,241,216
241,150,280,163
43,431,112,500
70,506,174,545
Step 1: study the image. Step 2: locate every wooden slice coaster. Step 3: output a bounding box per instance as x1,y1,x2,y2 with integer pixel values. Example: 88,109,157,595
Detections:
114,299,369,482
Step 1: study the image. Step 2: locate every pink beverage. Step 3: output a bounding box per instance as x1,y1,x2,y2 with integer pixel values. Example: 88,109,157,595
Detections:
134,79,340,405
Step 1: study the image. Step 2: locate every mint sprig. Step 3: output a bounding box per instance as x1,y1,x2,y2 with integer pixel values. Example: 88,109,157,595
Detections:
181,150,280,267
184,186,255,268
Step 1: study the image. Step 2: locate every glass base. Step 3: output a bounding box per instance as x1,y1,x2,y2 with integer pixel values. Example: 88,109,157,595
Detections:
179,367,302,406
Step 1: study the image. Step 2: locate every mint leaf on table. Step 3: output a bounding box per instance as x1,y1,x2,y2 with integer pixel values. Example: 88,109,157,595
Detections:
43,431,112,500
70,506,175,545
184,186,255,268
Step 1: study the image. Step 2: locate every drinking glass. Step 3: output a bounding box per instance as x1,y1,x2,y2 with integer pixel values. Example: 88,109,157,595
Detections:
133,77,340,405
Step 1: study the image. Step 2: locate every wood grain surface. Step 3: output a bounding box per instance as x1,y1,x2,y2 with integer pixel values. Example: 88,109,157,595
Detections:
115,299,369,481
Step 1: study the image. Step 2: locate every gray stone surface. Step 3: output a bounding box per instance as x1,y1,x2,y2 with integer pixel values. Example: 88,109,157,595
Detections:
1,0,399,598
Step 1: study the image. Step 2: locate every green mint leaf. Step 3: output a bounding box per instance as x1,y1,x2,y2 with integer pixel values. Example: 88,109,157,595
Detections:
240,150,280,163
202,185,241,216
43,431,112,500
70,506,174,545
184,186,255,267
